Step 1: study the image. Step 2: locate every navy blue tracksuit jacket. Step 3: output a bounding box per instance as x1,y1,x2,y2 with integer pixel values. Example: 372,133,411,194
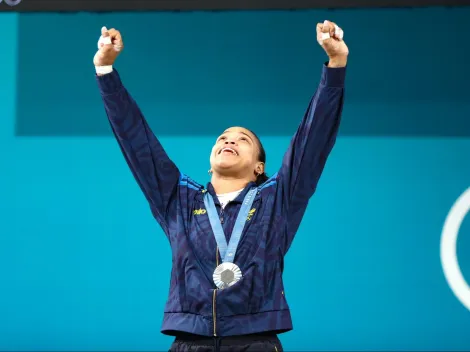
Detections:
96,63,346,337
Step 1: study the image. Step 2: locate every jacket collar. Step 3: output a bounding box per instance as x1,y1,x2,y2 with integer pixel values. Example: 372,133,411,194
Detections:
202,181,258,205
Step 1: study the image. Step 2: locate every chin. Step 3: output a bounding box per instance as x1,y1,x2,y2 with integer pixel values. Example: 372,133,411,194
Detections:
213,161,243,175
215,162,237,170
212,156,234,167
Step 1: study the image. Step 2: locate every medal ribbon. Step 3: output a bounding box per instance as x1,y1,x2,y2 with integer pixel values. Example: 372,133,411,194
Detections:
204,188,257,263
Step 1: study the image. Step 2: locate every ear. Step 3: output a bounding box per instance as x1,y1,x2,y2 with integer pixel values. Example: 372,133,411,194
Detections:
254,162,265,176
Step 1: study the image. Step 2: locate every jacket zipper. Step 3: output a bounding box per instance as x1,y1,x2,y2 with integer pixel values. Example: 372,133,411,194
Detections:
213,245,219,336
219,206,224,224
213,203,229,336
211,198,258,338
212,289,217,336
266,341,279,351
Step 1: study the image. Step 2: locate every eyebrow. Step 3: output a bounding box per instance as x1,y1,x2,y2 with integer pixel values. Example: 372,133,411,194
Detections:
221,130,253,142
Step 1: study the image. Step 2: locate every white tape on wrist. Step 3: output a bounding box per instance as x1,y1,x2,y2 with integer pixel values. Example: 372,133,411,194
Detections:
95,65,113,75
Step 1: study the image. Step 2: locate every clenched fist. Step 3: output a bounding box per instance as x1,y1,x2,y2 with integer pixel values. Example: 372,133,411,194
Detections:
317,20,349,68
93,26,124,67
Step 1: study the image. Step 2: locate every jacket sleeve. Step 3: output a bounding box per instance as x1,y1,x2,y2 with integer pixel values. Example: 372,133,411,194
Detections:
96,69,180,232
277,63,346,253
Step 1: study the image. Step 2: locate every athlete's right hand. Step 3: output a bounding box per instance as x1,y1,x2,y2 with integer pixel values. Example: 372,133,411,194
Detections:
93,26,124,66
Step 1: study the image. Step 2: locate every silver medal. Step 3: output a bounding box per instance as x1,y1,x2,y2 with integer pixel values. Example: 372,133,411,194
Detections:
213,262,242,289
204,188,257,290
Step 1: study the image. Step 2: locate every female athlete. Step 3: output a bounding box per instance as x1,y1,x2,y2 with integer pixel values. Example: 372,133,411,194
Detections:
94,20,348,352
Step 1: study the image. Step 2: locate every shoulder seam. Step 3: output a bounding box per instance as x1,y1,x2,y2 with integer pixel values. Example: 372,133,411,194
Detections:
179,173,203,191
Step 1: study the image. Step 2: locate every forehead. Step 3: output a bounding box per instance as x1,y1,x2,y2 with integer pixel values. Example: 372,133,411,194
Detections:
220,127,255,140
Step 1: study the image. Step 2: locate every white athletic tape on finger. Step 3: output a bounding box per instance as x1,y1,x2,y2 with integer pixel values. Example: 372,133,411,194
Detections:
321,28,344,43
97,35,111,49
321,32,330,41
101,36,112,45
334,25,344,40
97,35,123,52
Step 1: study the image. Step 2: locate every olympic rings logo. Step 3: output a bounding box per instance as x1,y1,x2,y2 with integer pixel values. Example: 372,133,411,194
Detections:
0,0,22,5
441,187,470,311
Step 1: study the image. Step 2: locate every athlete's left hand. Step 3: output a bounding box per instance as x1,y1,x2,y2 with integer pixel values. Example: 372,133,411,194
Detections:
317,20,348,68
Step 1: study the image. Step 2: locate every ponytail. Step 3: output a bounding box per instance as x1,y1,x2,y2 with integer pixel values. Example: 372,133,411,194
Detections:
247,128,268,187
256,172,269,186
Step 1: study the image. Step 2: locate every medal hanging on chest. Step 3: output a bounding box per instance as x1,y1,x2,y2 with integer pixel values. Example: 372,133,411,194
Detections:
204,188,257,289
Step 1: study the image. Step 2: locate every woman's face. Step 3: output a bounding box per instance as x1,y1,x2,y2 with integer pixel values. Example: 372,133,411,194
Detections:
210,127,263,178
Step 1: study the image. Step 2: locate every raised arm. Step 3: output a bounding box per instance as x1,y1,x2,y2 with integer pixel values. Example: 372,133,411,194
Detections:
277,21,348,253
94,27,180,232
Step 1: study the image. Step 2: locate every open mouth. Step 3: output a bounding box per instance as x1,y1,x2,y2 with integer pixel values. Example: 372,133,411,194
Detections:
218,147,238,156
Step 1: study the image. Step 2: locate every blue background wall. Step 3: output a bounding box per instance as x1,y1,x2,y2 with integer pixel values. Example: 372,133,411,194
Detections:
1,7,470,351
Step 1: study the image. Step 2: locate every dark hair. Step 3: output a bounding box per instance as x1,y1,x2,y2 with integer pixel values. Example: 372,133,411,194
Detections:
247,129,269,186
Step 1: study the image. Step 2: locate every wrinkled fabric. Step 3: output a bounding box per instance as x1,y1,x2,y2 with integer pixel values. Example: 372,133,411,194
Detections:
96,64,346,337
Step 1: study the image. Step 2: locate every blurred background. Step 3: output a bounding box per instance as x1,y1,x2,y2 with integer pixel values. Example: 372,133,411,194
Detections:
1,0,470,350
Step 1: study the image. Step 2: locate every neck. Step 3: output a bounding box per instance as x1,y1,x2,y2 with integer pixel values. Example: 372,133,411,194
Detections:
211,174,253,194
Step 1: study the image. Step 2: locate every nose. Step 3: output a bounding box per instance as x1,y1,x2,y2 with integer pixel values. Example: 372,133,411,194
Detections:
224,139,236,145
